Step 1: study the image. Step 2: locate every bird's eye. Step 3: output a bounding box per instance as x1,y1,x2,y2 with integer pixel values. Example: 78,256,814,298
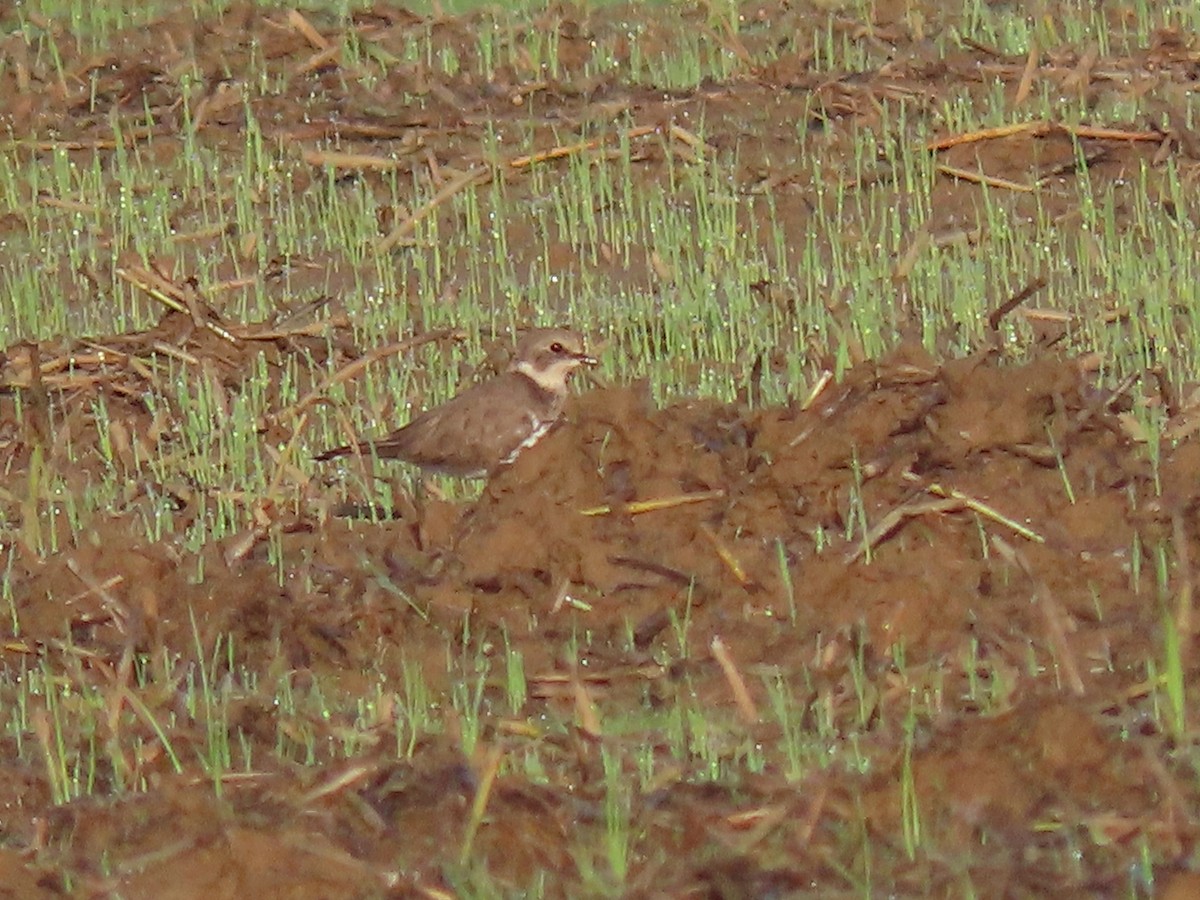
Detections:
550,342,564,353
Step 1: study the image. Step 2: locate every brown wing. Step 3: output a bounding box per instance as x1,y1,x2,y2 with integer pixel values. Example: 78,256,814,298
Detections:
317,374,560,476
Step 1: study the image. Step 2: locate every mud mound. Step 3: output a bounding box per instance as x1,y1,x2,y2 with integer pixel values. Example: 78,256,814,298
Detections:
427,344,1158,675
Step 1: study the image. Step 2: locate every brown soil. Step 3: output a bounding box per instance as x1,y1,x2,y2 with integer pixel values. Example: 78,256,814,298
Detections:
3,3,1200,898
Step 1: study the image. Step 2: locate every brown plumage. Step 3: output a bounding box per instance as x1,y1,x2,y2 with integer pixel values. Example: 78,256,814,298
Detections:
314,328,596,478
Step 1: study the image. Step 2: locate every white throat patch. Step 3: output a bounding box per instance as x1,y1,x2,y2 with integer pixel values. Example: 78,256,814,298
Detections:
515,358,578,393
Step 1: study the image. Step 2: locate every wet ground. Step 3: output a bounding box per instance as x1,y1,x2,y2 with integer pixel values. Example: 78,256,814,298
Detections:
4,2,1200,898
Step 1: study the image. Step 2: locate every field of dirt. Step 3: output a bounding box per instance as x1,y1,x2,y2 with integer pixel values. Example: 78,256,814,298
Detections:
4,2,1200,898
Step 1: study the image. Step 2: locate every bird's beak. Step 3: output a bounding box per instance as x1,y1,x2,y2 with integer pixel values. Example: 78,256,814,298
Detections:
575,351,599,366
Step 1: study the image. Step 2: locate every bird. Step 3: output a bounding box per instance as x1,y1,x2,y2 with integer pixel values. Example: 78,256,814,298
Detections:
314,327,597,478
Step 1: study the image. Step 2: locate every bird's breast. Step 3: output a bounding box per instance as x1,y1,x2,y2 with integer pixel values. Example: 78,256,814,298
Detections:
498,416,555,467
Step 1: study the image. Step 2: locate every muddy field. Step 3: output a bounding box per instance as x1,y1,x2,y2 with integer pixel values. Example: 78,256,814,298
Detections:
3,2,1200,898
